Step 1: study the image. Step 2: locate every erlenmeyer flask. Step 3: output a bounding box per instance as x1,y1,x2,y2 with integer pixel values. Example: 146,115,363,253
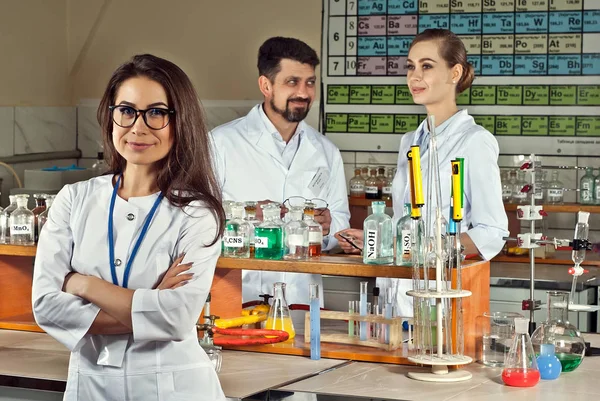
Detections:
265,282,295,340
502,318,540,387
531,291,586,372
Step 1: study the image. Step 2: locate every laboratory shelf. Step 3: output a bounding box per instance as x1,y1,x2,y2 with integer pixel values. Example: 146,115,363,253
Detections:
0,244,36,257
503,203,600,214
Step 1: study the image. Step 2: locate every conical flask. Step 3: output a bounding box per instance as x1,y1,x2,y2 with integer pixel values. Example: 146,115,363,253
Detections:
531,291,586,372
265,282,295,340
502,318,540,387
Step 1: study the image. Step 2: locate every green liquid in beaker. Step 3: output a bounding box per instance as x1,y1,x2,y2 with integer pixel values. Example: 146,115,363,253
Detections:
254,227,283,260
556,353,583,372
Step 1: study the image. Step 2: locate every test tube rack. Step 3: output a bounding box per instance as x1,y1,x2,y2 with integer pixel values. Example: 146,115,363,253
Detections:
303,310,408,351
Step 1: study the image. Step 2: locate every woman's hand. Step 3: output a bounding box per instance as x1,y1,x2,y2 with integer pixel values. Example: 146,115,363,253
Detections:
334,228,364,254
155,254,194,290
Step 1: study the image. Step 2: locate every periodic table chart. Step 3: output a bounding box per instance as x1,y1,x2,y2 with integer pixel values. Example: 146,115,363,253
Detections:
320,0,600,156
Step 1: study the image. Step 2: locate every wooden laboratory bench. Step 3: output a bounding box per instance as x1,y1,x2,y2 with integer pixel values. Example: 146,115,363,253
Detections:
1,330,599,401
0,244,489,365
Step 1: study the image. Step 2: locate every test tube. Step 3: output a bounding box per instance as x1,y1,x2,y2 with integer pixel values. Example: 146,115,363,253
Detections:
348,300,355,337
382,288,393,344
309,284,320,360
359,281,368,341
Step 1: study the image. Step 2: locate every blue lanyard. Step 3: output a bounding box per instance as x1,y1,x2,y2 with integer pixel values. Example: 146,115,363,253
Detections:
108,175,164,288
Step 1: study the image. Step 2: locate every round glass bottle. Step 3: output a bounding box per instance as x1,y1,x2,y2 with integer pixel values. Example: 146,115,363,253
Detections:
303,201,323,257
38,195,56,236
0,195,17,244
222,202,252,258
9,194,35,246
283,207,309,260
531,291,586,373
349,168,366,198
254,203,284,260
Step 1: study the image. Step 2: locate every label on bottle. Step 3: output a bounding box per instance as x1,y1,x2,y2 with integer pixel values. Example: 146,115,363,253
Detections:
400,230,411,256
255,237,269,248
223,235,244,248
309,231,323,243
288,234,306,247
366,229,378,260
365,186,378,194
581,189,591,202
547,188,563,201
534,187,543,200
382,186,392,194
350,183,364,191
502,189,512,198
11,224,32,235
596,186,600,200
513,190,526,199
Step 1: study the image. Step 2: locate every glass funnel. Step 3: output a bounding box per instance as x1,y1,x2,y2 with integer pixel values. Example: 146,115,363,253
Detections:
531,291,586,372
265,282,295,340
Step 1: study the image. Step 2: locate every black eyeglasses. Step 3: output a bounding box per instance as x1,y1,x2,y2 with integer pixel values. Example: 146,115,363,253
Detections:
283,196,329,214
109,105,175,130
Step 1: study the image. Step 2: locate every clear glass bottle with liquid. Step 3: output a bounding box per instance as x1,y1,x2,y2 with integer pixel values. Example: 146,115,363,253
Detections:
579,167,594,204
91,152,108,176
381,168,393,201
531,291,586,373
0,196,17,244
38,195,55,236
502,317,540,387
303,202,323,257
244,201,260,255
365,168,380,200
501,170,513,202
9,194,34,246
254,203,284,260
222,202,252,258
265,282,295,340
363,201,393,265
283,207,309,260
546,171,564,204
361,166,369,179
32,194,47,242
395,203,412,266
349,168,366,198
512,170,528,204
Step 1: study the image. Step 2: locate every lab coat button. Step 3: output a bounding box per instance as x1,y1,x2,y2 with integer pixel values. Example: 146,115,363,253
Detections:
114,258,122,266
127,213,135,221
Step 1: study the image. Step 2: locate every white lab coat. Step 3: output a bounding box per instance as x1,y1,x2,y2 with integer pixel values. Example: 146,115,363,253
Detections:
211,104,350,306
377,110,509,317
32,175,226,401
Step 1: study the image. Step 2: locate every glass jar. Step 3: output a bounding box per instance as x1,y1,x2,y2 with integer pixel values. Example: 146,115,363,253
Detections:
9,194,34,246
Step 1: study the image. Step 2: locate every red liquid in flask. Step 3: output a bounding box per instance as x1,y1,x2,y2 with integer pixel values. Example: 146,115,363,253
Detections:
502,368,540,387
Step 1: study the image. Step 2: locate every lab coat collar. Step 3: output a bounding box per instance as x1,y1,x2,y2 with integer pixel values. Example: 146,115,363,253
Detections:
416,109,472,141
247,104,314,169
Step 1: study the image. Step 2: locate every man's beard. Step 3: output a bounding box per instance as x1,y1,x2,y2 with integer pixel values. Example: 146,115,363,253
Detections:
271,97,311,123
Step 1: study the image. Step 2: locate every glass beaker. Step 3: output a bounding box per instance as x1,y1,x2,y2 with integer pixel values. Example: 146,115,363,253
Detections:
502,317,540,387
265,282,295,340
477,311,523,367
531,291,586,372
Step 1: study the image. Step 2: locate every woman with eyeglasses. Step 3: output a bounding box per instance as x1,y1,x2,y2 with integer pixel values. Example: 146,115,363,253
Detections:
334,29,508,317
32,54,227,400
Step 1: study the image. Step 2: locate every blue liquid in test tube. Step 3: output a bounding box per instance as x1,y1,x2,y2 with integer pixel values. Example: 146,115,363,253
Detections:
310,284,320,360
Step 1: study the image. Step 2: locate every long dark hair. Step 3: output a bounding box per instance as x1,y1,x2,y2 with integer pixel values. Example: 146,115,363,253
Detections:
410,29,475,94
97,54,224,245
